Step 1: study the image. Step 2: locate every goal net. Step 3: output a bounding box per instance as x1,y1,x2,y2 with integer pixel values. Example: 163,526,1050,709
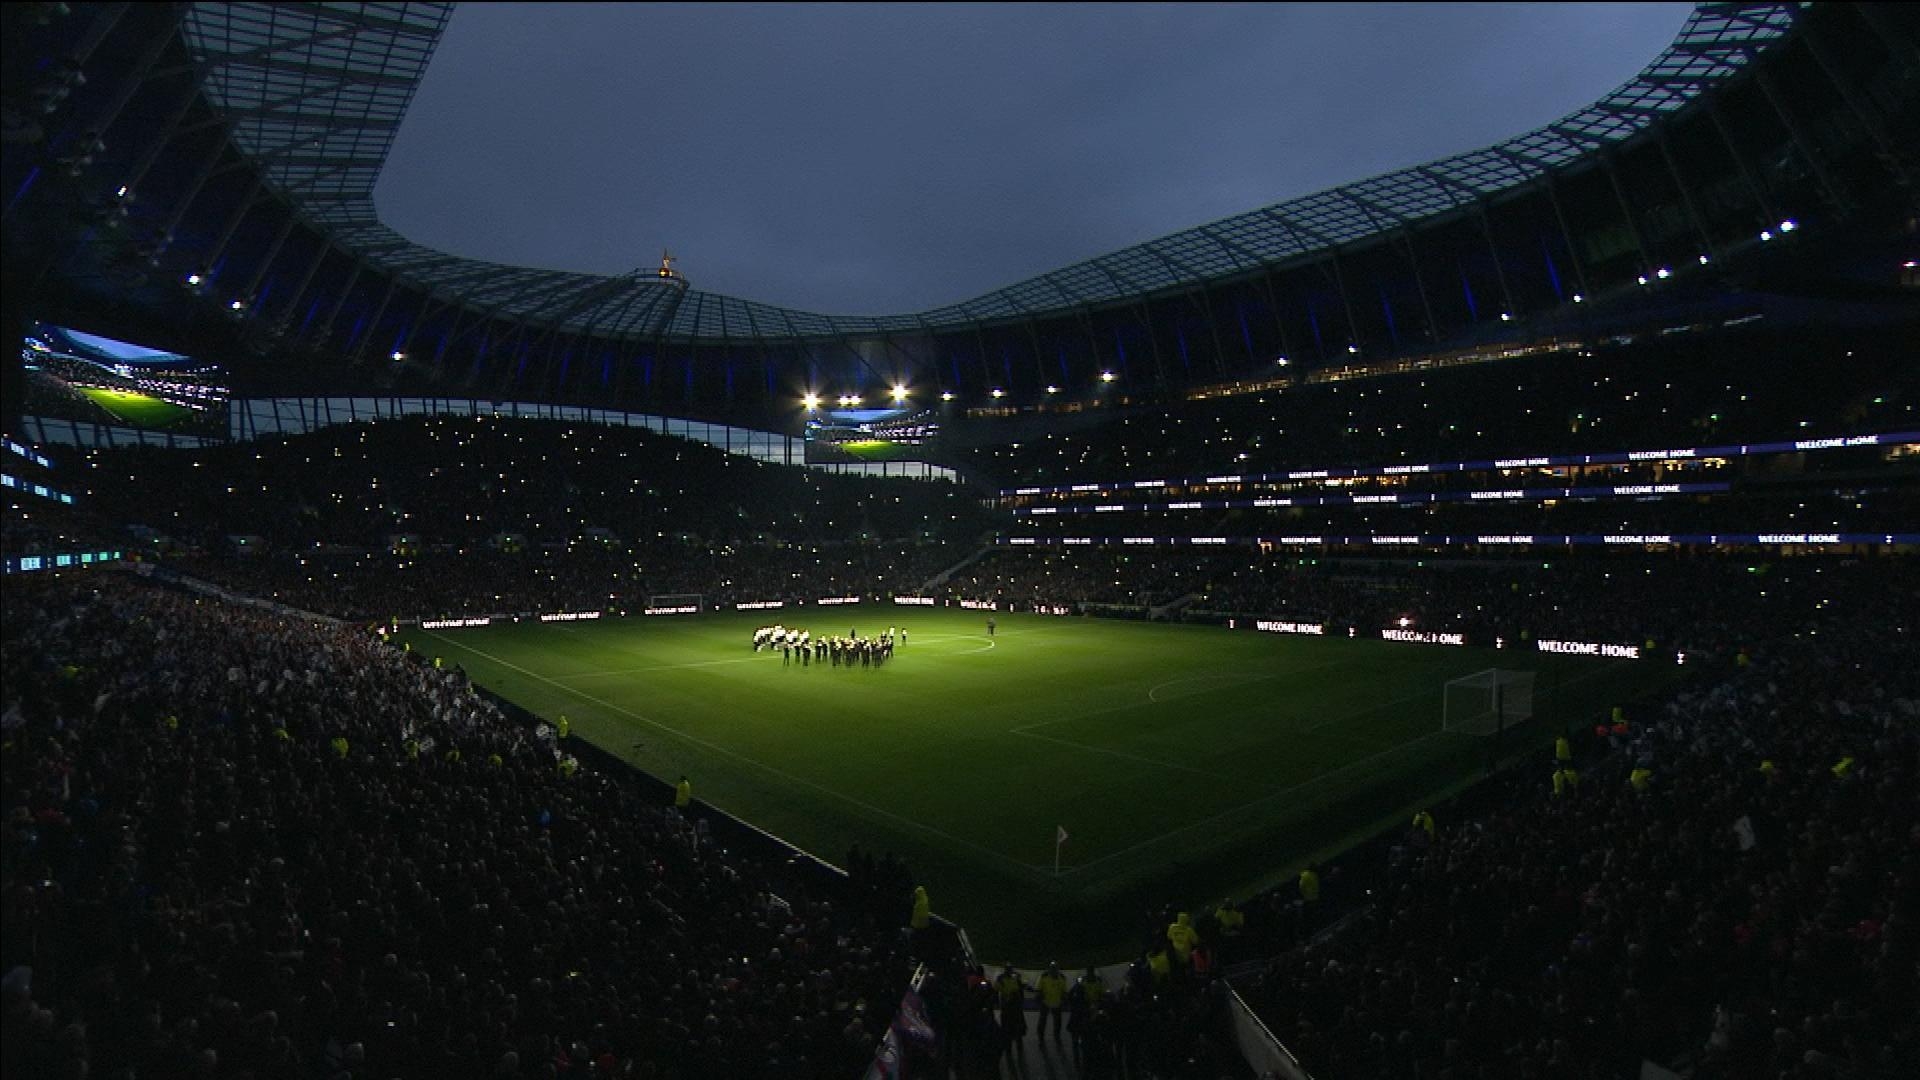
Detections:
1443,669,1536,736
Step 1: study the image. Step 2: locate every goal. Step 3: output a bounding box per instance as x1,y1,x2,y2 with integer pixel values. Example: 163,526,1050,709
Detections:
1443,669,1536,736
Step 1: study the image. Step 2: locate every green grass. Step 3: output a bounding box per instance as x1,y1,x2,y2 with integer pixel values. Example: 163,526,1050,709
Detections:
76,386,193,428
811,438,917,461
403,606,1666,965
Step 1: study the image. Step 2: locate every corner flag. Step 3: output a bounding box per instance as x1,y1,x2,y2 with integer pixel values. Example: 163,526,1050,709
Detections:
1054,825,1069,875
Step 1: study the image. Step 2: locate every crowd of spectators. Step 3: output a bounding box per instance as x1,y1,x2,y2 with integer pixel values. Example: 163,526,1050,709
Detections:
1008,487,1913,541
1206,556,1918,1078
913,958,1242,1080
943,549,1889,661
2,572,926,1079
63,416,994,556
5,320,1914,1079
154,541,966,624
960,324,1914,486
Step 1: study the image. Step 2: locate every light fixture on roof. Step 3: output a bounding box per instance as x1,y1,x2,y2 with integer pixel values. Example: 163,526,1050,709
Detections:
1571,293,1583,303
1698,254,1710,265
1655,267,1672,280
890,384,907,402
1637,275,1649,286
391,350,405,362
802,392,821,410
229,299,244,311
1275,355,1289,366
1045,385,1059,394
1499,312,1512,322
1099,371,1117,383
1346,344,1359,354
185,273,202,287
990,388,1005,399
1760,230,1772,241
1778,219,1796,233
940,391,955,402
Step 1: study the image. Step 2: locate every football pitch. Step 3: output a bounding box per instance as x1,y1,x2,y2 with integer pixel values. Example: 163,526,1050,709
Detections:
407,605,1661,964
76,386,194,428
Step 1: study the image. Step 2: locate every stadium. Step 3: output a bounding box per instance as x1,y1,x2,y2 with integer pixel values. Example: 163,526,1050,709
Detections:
3,2,1916,1078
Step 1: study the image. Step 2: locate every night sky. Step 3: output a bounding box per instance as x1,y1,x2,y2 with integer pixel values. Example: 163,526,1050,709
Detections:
374,2,1692,315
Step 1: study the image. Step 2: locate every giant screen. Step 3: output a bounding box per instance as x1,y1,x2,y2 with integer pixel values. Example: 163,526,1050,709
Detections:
804,405,939,464
21,322,228,436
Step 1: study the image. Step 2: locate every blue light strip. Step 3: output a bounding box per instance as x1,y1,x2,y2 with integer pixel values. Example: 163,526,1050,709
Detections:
4,550,123,574
1014,481,1731,517
1000,533,1919,549
3,438,54,469
1000,431,1920,499
1,473,78,504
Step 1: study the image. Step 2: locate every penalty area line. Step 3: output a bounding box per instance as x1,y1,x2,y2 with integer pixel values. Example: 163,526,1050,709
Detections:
1009,728,1209,775
1057,660,1631,880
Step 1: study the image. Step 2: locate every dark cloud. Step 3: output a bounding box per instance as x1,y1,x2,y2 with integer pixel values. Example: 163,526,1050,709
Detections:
374,2,1691,315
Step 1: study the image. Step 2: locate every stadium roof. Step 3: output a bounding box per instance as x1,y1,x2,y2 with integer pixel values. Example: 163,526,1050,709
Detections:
179,1,1804,342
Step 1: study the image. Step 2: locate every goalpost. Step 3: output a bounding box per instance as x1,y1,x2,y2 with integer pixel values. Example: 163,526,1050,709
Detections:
1443,669,1537,736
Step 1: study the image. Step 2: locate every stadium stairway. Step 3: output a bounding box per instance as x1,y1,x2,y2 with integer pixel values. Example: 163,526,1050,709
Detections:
987,961,1128,1080
1147,593,1201,621
918,544,996,594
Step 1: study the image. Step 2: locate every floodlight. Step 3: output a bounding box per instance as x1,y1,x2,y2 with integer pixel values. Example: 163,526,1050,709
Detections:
185,273,201,286
1099,371,1117,383
802,393,821,410
890,384,907,402
1045,385,1059,394
391,350,405,362
940,391,955,402
1778,219,1796,233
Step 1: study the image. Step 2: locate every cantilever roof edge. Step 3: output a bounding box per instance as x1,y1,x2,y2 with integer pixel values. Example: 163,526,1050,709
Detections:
180,1,1805,342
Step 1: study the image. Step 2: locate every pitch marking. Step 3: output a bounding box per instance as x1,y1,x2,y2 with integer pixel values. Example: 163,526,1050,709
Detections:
422,631,1049,881
1009,728,1209,775
1146,671,1275,703
1059,661,1629,879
